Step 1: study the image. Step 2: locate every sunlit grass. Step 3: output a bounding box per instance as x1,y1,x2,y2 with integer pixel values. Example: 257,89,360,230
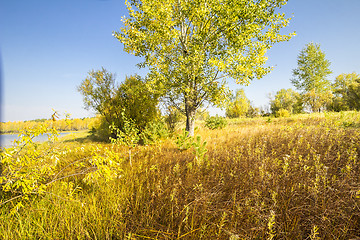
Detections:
59,130,91,143
1,111,359,239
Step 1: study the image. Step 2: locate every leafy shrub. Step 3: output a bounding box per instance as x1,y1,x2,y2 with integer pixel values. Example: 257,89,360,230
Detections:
89,117,112,142
342,121,355,128
246,105,260,118
205,115,227,130
226,89,250,118
270,88,303,115
0,124,60,203
109,112,139,147
192,135,208,165
275,108,291,118
0,122,124,210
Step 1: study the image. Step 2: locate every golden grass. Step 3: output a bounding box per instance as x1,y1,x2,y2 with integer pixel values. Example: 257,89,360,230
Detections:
1,112,359,239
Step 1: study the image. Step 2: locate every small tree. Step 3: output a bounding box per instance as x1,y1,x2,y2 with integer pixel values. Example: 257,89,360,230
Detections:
226,89,250,118
78,69,160,140
270,88,302,115
115,0,294,135
291,43,333,112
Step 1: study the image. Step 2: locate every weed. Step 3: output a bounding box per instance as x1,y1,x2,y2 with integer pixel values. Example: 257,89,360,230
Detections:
192,136,208,166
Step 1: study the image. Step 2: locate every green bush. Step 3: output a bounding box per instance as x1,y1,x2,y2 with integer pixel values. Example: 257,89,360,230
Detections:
205,115,227,130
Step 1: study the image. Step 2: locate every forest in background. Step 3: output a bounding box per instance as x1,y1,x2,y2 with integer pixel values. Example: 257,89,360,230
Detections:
0,117,97,134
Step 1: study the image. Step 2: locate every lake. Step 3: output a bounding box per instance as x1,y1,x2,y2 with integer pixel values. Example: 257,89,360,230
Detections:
0,132,72,148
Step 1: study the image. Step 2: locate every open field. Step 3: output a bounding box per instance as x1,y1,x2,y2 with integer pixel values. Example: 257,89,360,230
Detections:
1,111,360,239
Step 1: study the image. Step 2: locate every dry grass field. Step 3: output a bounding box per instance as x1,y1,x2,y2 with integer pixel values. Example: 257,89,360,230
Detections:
1,111,359,239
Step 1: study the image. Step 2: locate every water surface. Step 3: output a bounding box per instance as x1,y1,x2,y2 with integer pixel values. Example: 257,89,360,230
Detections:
0,132,71,148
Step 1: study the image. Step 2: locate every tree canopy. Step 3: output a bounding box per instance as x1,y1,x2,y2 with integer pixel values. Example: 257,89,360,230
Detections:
329,72,360,111
114,0,294,135
291,42,332,112
114,75,160,131
77,68,116,122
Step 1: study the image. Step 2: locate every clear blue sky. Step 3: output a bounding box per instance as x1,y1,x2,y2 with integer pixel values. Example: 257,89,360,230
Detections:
1,0,359,122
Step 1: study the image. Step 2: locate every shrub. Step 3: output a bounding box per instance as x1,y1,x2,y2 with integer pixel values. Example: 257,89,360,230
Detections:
247,105,260,118
205,115,227,130
89,117,112,142
275,108,291,118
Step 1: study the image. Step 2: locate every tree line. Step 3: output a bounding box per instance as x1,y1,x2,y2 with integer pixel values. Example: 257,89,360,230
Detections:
0,117,96,134
226,42,360,118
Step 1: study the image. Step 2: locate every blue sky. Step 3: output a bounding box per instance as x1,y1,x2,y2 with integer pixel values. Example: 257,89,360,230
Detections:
1,0,360,122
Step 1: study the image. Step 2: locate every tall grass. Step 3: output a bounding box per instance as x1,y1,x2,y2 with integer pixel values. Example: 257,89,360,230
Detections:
1,111,359,239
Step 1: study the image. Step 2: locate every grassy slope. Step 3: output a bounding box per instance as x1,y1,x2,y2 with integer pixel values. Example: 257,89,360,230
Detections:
1,111,360,239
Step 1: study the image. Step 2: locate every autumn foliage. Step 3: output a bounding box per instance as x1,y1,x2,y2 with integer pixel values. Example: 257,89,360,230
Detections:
0,117,96,134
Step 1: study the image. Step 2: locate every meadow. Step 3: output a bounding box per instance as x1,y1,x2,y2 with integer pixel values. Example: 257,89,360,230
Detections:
0,111,359,239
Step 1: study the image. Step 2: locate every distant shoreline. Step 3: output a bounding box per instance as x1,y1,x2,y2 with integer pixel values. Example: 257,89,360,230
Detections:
0,130,79,135
0,117,96,134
